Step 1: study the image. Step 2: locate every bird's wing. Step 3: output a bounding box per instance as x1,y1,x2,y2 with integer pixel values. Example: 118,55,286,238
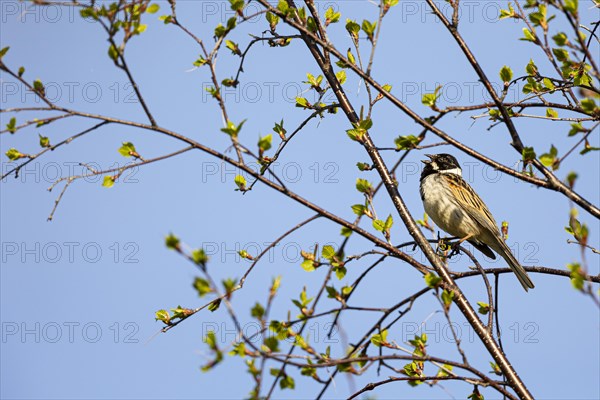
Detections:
467,240,496,259
443,173,501,239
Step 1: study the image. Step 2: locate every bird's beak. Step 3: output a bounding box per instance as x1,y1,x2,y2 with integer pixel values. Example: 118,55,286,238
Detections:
421,154,434,164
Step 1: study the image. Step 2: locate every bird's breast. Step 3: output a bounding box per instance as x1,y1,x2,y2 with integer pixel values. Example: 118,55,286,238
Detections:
420,174,479,238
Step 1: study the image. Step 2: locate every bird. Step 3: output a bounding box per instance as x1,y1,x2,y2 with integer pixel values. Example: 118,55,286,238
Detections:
419,153,534,291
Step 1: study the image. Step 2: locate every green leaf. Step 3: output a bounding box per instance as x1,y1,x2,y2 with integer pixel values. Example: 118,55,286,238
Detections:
234,174,247,191
155,309,170,323
214,24,227,39
552,32,568,46
521,27,537,42
146,3,160,13
477,301,490,315
340,226,353,237
568,122,585,136
552,48,569,62
346,127,364,141
307,16,317,33
525,59,538,76
6,117,17,134
567,262,584,291
208,298,221,312
361,19,377,42
341,285,353,297
295,97,309,109
80,7,98,19
326,286,339,299
221,119,246,138
33,79,45,95
543,78,555,90
258,134,272,152
421,86,441,108
468,388,484,400
118,142,137,157
574,71,592,87
276,0,289,14
229,342,246,357
345,19,360,41
301,366,317,378
18,66,25,77
383,0,399,10
263,336,279,352
165,233,180,250
356,162,370,171
528,5,547,27
546,108,558,118
437,364,454,378
522,147,536,163
102,176,115,188
539,145,559,170
564,0,578,13
384,214,393,230
403,361,423,380
351,204,367,216
171,306,193,320
490,361,502,375
488,109,501,121
266,12,279,30
250,302,265,319
336,70,347,85
5,148,23,160
38,134,50,148
193,56,208,67
108,44,119,61
0,46,9,59
355,178,372,194
229,0,245,12
135,24,148,34
204,330,218,349
324,7,341,25
334,266,346,280
370,329,388,347
301,258,316,272
499,65,513,83
159,15,173,24
372,219,385,232
394,134,420,150
225,40,241,56
193,277,211,297
279,374,295,390
321,245,336,260
222,277,238,294
565,171,578,188
580,98,598,114
192,248,209,266
499,3,516,19
441,289,454,309
346,48,356,65
424,272,442,288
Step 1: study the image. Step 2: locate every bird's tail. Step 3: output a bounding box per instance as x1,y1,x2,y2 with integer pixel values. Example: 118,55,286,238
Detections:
494,239,535,291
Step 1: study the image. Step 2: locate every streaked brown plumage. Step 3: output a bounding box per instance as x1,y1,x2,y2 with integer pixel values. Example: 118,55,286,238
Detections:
420,154,534,291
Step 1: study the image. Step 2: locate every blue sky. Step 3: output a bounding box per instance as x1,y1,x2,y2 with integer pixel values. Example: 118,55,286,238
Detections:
1,1,599,399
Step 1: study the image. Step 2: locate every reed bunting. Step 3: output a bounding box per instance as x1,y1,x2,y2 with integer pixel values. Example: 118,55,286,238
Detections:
419,153,534,291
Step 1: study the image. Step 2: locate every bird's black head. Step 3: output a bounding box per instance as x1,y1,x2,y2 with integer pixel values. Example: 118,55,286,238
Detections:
421,153,461,179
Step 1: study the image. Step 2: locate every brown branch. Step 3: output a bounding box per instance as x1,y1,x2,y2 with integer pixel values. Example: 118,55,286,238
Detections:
253,0,599,219
2,121,109,180
254,2,536,399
